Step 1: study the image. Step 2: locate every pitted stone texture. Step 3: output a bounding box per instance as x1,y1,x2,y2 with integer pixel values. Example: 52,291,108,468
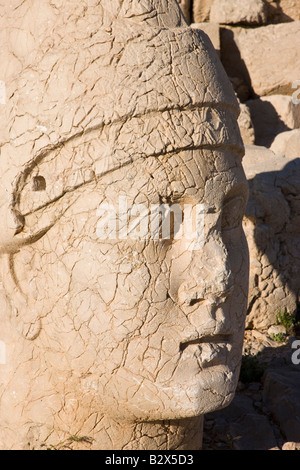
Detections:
238,102,255,146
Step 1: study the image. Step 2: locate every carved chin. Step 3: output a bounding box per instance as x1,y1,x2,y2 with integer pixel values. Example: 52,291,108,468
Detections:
96,362,240,422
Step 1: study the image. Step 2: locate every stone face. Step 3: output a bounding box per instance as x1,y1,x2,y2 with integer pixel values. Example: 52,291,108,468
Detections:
191,22,220,55
0,0,248,450
220,22,300,97
243,146,300,329
210,0,267,25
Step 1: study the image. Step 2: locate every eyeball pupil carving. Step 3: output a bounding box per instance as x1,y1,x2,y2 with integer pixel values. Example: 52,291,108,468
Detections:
32,176,46,192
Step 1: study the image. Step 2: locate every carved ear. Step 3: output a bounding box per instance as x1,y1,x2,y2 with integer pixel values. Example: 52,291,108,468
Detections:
1,254,41,341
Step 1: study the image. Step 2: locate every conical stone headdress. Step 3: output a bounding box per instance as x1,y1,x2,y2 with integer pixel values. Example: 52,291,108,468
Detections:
0,0,243,253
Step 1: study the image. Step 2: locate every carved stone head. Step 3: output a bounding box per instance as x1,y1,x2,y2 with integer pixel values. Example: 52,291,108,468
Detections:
0,0,249,449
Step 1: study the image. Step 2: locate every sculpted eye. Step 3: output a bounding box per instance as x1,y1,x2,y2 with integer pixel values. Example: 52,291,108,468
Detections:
32,176,46,191
221,195,245,232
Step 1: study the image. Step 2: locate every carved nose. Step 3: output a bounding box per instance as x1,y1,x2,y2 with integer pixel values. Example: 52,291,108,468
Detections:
177,240,233,307
178,278,234,307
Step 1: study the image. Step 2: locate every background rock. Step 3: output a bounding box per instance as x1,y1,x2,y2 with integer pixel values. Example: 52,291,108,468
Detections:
271,129,300,158
177,0,192,23
265,0,300,23
205,393,278,450
246,95,300,147
242,146,300,330
263,366,300,442
193,0,214,22
220,22,300,97
210,0,267,25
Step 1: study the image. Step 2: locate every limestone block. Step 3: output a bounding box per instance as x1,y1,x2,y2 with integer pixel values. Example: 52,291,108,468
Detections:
193,0,214,22
242,146,300,329
191,22,220,55
271,129,300,158
210,0,267,25
177,0,191,23
246,95,300,147
220,22,300,98
266,0,300,23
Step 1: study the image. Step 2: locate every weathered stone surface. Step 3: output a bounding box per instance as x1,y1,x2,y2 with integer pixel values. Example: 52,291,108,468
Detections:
220,22,300,97
266,0,300,23
246,95,300,147
263,366,300,443
242,146,300,329
271,129,300,159
0,0,248,450
193,0,214,22
178,0,191,23
268,324,287,336
210,0,267,25
191,22,220,55
238,102,255,146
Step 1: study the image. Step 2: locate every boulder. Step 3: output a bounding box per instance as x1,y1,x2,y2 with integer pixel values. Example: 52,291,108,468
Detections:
271,129,300,159
246,95,300,147
177,0,191,23
192,0,214,22
242,146,300,329
210,0,267,25
238,102,255,145
265,0,300,23
263,366,300,443
220,22,300,97
207,393,278,450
